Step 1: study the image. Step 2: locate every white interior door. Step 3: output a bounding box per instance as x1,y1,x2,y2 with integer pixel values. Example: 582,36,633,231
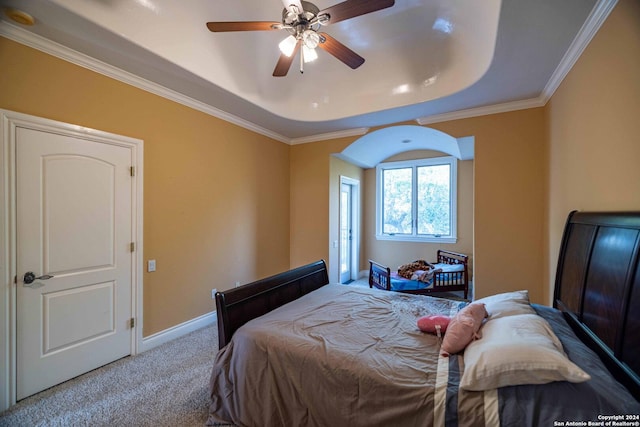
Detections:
16,126,134,400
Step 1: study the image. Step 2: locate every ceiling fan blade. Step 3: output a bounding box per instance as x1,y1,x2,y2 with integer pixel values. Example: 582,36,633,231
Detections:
281,0,304,14
273,40,301,77
318,33,364,69
206,21,281,32
318,0,394,25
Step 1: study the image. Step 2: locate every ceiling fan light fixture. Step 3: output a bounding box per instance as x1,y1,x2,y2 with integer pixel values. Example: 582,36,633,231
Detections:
317,13,330,25
288,4,301,15
207,0,395,77
284,10,298,24
278,35,297,57
302,29,320,49
302,45,318,63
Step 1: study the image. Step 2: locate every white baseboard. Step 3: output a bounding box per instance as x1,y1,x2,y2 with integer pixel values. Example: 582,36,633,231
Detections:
140,310,216,353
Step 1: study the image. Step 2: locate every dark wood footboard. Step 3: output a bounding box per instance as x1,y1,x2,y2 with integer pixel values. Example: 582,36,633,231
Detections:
215,260,329,349
369,250,469,299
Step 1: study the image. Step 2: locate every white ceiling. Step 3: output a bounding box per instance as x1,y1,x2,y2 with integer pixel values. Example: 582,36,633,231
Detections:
0,0,614,143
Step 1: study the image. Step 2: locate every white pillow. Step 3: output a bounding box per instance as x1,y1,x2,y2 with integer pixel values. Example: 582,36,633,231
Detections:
460,314,591,391
473,290,535,319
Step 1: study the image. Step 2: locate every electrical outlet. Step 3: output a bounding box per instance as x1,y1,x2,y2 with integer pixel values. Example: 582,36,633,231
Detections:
211,288,217,299
235,281,240,288
147,259,156,272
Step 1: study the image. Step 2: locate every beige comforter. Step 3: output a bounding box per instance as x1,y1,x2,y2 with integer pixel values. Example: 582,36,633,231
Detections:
207,284,484,427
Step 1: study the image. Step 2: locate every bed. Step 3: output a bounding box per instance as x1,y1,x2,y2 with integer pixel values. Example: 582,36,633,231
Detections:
369,249,469,299
208,211,640,426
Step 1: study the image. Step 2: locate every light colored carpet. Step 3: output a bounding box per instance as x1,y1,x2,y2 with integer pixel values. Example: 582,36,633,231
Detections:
0,325,217,427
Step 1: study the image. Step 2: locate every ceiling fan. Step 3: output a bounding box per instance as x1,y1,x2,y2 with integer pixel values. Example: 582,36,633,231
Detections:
206,0,395,77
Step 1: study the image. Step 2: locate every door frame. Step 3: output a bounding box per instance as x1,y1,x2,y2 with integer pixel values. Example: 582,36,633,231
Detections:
0,109,144,411
338,176,360,283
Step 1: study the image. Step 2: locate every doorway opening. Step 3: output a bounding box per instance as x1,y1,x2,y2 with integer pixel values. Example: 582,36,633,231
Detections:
339,176,360,284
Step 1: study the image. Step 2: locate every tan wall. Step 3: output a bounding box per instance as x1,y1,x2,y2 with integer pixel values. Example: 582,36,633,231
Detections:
290,138,351,268
363,150,474,284
0,37,291,336
291,108,547,303
545,0,640,303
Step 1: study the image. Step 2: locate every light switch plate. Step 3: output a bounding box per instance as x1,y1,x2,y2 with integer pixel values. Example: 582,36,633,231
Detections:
148,259,156,272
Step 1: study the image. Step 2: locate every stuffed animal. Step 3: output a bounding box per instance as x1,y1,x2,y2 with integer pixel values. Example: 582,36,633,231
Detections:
417,315,451,337
397,260,434,279
441,303,488,356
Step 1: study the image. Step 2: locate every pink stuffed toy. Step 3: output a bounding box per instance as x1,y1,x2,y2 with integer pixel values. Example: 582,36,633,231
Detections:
441,303,488,356
417,315,451,337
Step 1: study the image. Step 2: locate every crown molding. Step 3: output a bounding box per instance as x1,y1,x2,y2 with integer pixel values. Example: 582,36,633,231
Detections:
0,0,617,143
540,0,617,102
417,0,615,126
0,22,291,144
416,97,545,125
290,127,370,145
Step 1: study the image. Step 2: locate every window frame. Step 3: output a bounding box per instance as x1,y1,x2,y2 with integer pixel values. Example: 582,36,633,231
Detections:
375,156,457,243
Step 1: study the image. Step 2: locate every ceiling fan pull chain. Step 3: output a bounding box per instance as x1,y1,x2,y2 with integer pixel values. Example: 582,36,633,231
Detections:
300,47,304,74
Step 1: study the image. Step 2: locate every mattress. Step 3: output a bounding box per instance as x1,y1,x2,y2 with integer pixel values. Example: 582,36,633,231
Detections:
207,284,640,426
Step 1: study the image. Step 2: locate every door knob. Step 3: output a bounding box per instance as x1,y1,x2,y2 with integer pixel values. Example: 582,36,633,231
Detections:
23,271,54,285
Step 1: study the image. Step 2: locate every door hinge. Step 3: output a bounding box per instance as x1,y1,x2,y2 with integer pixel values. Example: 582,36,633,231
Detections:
130,242,135,252
130,318,135,328
130,166,135,177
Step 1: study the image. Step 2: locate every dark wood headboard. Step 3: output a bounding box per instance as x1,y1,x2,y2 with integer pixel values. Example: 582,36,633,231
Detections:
554,211,640,398
215,260,329,349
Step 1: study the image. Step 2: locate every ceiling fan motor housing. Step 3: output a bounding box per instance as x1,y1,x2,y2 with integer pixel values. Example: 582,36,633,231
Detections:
282,1,321,23
282,1,324,39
